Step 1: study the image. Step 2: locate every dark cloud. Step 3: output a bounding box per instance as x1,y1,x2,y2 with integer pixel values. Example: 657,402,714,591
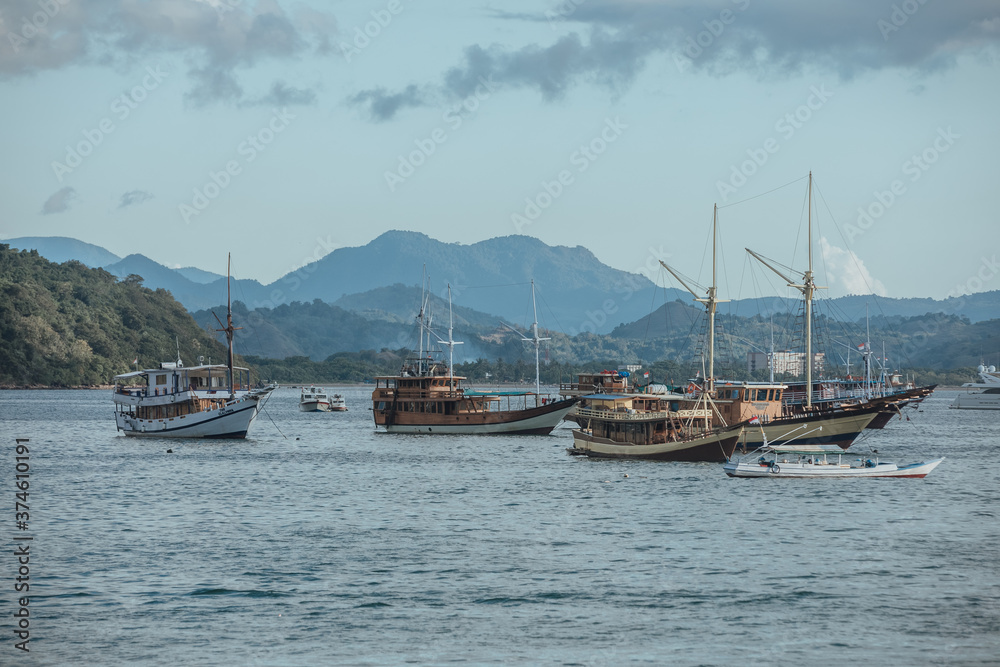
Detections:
0,0,336,107
348,84,430,122
41,187,76,215
118,190,154,209
241,80,317,108
352,0,1000,121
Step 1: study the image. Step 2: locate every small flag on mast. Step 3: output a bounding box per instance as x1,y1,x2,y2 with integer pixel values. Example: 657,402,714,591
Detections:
643,371,650,379
133,357,138,365
748,416,760,425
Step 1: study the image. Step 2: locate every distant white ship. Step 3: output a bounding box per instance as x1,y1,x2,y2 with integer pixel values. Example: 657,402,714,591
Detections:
950,365,1000,410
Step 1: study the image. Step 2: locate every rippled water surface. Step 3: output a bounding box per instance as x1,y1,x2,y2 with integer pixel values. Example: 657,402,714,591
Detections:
0,387,997,665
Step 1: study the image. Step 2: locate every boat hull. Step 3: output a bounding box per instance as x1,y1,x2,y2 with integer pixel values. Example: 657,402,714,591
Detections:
949,393,1000,410
568,426,743,462
374,398,577,435
724,457,944,478
299,400,332,412
116,389,273,438
738,407,880,451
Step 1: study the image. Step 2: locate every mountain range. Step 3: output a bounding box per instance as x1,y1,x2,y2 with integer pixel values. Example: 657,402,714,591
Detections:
5,233,999,337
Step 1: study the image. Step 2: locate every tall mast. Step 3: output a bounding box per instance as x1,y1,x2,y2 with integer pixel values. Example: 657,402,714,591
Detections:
530,280,550,396
417,266,426,373
500,280,550,396
444,284,463,390
804,171,814,408
745,172,825,409
659,204,727,397
212,253,241,399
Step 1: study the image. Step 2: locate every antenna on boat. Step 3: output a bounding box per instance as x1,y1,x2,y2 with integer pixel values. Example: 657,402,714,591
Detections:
746,172,826,409
212,253,241,399
175,336,182,367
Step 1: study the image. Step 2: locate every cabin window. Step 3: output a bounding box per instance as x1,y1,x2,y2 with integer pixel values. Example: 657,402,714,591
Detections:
742,389,750,401
156,375,167,385
754,389,765,401
775,389,782,401
766,390,773,401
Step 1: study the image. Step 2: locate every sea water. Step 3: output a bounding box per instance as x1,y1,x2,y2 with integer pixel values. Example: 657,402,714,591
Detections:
0,388,996,665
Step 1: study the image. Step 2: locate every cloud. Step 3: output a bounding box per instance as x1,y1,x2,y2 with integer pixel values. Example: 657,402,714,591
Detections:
348,84,430,122
240,80,316,107
821,237,887,296
118,190,154,209
41,187,77,215
350,0,1000,120
0,0,335,107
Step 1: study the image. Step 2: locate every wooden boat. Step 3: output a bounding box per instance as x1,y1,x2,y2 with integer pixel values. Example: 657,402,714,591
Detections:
657,195,879,451
112,255,276,438
372,281,577,434
724,446,944,478
300,386,332,412
567,393,744,462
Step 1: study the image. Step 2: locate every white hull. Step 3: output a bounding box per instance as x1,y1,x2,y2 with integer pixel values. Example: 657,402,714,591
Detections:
724,457,944,478
379,402,575,434
116,388,274,438
299,401,331,412
949,394,1000,410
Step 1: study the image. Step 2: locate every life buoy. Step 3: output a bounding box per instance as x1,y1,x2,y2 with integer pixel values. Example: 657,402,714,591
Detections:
687,383,698,395
770,464,781,474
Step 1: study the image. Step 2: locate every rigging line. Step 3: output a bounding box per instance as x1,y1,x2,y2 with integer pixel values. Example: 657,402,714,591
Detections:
717,175,808,210
535,289,567,336
462,282,532,289
261,403,289,439
814,180,914,369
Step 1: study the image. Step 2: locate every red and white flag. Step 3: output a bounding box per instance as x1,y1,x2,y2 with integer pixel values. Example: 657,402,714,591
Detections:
748,416,760,425
133,357,138,364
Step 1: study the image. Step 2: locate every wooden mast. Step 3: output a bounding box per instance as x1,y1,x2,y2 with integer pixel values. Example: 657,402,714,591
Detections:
659,204,728,398
745,171,825,409
213,253,242,399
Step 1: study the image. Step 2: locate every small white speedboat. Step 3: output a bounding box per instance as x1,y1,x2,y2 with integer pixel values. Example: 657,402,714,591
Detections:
300,387,332,412
724,445,944,478
329,394,348,412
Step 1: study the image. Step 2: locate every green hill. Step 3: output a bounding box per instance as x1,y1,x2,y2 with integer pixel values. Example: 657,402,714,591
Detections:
0,244,227,386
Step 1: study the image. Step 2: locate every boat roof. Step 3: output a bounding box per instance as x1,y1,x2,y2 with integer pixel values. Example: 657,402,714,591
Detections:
765,444,846,454
581,393,634,400
113,364,249,380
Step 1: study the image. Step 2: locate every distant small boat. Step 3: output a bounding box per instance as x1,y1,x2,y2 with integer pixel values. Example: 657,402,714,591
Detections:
330,394,348,412
300,387,332,412
724,446,944,478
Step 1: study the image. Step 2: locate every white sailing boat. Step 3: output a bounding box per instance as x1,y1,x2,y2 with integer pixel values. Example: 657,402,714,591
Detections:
112,256,276,438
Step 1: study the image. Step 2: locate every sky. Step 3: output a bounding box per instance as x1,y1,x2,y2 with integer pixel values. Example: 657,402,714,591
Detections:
1,0,998,301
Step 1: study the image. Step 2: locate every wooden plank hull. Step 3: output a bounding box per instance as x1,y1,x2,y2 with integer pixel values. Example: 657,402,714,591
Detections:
568,426,743,462
373,398,578,435
738,407,880,451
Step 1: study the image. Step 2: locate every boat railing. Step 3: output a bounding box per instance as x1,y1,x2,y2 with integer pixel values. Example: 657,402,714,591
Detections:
576,407,711,421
